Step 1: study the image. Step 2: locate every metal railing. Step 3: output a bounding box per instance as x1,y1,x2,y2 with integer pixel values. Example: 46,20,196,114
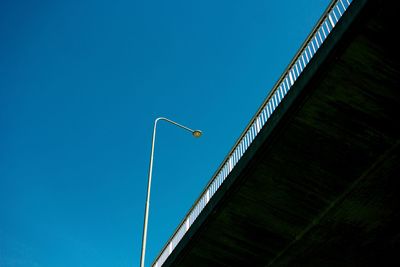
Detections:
153,0,352,266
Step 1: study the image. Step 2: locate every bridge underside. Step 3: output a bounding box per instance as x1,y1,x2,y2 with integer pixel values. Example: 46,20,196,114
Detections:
162,0,400,266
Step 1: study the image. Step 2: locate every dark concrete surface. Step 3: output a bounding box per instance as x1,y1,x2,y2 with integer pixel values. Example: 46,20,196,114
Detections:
160,0,400,266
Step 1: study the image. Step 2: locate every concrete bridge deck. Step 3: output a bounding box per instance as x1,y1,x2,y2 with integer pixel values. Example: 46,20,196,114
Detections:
159,0,400,265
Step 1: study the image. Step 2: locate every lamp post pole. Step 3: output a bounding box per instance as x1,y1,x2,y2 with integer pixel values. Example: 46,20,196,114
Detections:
140,117,202,267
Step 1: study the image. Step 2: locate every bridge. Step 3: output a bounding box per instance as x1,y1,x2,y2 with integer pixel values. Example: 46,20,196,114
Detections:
153,0,400,265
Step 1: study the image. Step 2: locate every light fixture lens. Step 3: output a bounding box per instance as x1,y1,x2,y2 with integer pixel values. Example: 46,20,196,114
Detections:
192,130,202,138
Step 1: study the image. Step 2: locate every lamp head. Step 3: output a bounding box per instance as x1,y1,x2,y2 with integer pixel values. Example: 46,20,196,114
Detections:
192,130,202,138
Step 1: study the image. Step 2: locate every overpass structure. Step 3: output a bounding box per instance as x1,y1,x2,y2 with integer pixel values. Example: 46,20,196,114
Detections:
153,0,400,265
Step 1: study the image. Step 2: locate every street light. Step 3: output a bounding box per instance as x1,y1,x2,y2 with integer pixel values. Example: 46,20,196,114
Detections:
140,117,202,267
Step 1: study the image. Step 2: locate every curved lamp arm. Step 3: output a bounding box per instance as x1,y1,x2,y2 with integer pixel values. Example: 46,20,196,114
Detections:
140,117,202,267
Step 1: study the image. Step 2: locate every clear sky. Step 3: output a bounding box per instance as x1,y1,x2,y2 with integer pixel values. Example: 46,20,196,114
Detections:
1,0,330,266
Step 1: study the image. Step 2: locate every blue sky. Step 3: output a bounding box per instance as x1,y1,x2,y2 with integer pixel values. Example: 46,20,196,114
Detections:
1,0,330,266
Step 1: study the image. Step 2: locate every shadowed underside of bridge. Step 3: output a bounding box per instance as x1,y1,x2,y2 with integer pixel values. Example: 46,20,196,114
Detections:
162,0,400,266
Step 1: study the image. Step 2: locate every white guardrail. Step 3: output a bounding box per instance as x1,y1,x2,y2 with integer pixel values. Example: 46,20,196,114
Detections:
153,0,352,266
